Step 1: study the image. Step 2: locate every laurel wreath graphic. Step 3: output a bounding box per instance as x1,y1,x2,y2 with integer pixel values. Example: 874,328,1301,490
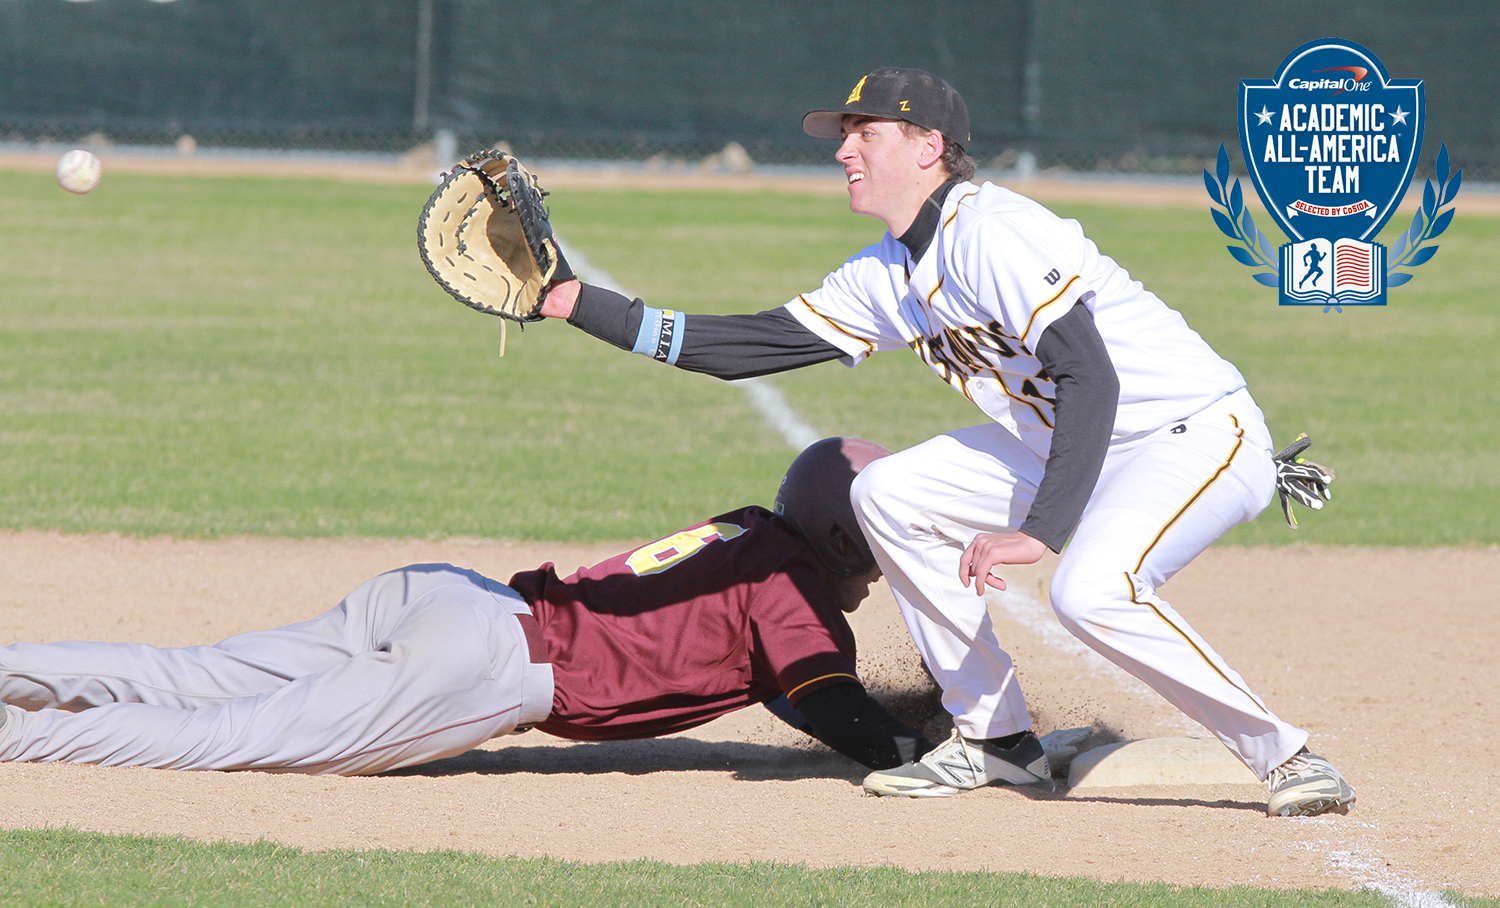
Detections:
1203,144,1280,288
1387,143,1461,287
1204,142,1462,307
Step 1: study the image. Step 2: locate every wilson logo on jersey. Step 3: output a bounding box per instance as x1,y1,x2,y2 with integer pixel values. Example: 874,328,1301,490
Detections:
625,522,748,576
909,321,1057,426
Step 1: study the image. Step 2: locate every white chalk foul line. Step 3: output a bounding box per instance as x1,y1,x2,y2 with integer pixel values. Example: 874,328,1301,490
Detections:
1292,831,1461,908
559,239,821,450
1331,850,1461,908
727,378,822,449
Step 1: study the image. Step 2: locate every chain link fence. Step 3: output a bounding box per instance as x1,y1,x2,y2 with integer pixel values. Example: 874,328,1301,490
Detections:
3,0,1496,181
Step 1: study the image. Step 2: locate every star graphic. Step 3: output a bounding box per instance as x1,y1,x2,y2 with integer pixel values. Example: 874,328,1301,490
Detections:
1390,106,1410,126
1255,105,1274,126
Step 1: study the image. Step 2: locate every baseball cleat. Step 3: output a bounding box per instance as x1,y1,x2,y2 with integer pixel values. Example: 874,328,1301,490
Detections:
1266,748,1356,817
862,729,1055,797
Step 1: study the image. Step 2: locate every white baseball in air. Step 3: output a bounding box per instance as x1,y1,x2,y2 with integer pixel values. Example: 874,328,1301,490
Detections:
56,149,102,194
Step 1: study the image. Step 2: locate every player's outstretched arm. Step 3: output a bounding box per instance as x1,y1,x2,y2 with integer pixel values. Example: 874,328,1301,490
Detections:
541,281,846,381
777,682,935,770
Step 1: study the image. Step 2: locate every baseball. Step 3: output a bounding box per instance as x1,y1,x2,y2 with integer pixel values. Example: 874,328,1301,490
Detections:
56,149,102,194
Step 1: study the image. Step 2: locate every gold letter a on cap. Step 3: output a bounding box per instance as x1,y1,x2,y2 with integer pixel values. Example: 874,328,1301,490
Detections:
845,75,867,105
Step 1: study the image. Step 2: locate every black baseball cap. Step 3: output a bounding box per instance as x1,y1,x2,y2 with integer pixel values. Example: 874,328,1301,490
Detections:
802,67,970,147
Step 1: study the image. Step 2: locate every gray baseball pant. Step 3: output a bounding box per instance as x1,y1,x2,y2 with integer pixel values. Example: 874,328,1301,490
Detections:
0,564,554,775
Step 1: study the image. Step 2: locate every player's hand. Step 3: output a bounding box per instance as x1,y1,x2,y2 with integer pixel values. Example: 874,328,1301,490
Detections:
538,279,582,319
958,532,1046,597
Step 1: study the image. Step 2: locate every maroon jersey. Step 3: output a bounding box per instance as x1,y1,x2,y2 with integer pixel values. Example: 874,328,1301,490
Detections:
507,506,860,741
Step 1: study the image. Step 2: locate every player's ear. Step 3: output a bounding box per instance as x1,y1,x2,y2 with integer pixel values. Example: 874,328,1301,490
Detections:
918,129,945,169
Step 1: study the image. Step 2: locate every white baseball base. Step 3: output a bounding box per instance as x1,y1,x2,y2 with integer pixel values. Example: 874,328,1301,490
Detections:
1067,737,1259,789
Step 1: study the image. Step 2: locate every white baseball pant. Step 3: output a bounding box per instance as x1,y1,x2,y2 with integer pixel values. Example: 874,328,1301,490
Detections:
0,564,554,775
852,388,1308,780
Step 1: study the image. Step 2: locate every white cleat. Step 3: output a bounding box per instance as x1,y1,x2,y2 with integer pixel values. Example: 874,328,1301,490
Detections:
863,729,1055,798
1267,748,1356,817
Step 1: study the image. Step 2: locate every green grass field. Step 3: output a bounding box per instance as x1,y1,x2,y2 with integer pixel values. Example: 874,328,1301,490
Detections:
2,167,1498,906
2,169,1495,544
0,829,1465,908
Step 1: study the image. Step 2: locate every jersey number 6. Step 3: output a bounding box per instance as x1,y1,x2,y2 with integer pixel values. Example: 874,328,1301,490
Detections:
626,522,748,576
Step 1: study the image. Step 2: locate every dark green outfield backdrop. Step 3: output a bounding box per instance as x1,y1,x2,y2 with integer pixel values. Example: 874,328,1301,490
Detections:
1,0,1495,174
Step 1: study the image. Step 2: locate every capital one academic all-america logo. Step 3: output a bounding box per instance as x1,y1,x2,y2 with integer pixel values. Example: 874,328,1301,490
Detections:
1204,39,1461,312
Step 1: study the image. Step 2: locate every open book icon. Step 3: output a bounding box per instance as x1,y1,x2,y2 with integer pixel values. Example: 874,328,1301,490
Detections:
1280,238,1386,306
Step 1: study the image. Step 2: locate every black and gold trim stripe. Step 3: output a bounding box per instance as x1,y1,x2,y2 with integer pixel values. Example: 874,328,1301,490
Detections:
1132,416,1244,573
925,275,946,305
784,672,860,700
1122,414,1266,715
942,190,981,232
1021,274,1082,342
795,294,876,357
1123,572,1268,715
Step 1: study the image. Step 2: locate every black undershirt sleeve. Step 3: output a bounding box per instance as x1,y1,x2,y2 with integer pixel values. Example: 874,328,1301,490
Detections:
565,282,640,347
566,283,844,380
772,682,935,770
675,310,847,378
1018,302,1120,552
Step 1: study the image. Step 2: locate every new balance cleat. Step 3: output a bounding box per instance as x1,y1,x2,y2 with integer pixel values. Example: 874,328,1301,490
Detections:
863,729,1055,798
1266,748,1356,817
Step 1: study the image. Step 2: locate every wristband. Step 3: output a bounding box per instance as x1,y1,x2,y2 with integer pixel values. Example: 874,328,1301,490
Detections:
631,306,684,365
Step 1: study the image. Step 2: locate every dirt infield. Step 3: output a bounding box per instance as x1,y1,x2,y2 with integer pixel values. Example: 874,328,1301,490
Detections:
1,532,1496,898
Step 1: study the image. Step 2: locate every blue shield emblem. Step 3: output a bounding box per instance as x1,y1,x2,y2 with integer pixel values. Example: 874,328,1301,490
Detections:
1208,39,1458,313
1240,39,1423,244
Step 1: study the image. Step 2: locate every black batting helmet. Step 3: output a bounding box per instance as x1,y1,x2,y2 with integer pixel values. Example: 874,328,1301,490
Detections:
773,437,891,576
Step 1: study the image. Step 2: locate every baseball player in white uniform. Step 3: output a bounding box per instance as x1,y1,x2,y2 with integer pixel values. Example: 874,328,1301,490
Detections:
537,68,1354,817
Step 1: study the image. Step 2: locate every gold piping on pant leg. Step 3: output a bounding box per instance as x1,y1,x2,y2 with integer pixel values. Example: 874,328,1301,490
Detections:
1132,415,1245,574
1117,414,1268,716
1122,572,1270,716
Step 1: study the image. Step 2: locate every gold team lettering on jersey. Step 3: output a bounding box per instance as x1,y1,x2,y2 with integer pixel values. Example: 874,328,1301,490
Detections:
908,321,1058,427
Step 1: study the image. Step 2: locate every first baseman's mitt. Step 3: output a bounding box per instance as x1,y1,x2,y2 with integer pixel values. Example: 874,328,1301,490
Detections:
417,150,571,322
1272,434,1334,529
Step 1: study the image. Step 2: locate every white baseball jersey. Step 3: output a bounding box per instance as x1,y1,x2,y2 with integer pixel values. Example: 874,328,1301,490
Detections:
784,181,1248,455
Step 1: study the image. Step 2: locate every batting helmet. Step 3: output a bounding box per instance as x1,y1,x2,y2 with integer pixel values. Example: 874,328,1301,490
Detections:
773,437,891,576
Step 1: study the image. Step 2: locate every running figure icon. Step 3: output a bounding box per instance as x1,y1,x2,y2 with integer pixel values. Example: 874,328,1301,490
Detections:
1299,243,1327,288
